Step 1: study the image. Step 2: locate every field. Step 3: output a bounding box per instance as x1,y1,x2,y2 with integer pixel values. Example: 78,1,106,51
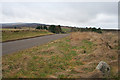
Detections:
2,31,119,78
61,27,71,33
2,28,53,42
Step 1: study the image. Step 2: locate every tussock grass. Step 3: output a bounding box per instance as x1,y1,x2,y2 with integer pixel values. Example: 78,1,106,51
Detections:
2,32,118,78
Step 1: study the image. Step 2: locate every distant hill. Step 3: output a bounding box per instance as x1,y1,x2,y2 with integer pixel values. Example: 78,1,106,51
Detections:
1,23,119,32
1,23,46,28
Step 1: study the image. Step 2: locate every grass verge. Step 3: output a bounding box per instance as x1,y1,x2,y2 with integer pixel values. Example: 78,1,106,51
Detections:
2,29,53,42
2,32,118,78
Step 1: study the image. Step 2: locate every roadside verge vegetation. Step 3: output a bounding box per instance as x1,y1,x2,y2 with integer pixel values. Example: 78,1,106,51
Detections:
2,29,53,42
2,32,118,78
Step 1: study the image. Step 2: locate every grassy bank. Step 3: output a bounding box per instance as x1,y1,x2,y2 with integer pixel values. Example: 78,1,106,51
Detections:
2,29,53,42
2,32,118,78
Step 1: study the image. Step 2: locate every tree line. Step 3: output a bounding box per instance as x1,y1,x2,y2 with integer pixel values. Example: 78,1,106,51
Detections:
36,25,102,34
36,25,62,34
36,25,48,30
71,27,102,33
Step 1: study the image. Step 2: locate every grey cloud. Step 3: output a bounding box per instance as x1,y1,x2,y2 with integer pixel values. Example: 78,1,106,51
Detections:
1,2,118,29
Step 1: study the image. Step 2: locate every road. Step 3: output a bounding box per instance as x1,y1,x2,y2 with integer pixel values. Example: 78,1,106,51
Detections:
2,34,69,55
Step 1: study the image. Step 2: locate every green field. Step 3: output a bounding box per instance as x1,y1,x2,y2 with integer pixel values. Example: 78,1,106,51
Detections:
2,32,118,78
61,27,71,33
2,29,53,42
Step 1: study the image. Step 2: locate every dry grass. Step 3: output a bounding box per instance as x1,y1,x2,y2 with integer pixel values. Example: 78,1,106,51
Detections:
2,31,119,78
69,32,118,78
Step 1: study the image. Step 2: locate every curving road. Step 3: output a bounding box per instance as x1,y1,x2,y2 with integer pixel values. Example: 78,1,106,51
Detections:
2,34,69,55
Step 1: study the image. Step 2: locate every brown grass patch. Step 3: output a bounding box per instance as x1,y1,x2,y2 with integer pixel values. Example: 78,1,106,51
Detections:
67,31,118,78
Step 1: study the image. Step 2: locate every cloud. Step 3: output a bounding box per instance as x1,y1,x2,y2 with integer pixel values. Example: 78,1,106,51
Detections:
94,14,117,23
1,2,118,29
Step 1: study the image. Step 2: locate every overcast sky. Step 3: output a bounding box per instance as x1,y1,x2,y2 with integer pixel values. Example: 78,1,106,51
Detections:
1,2,118,29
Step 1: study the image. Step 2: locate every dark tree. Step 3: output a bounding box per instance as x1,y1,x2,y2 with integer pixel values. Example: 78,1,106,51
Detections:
48,25,62,33
36,26,40,29
49,25,56,33
36,26,42,29
44,26,48,30
41,26,43,29
55,25,62,33
97,27,102,33
14,26,17,29
91,27,97,32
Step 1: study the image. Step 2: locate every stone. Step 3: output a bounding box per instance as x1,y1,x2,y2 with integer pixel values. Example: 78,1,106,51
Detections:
96,61,110,76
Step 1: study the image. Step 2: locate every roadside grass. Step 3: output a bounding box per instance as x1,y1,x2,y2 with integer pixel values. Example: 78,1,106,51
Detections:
2,29,53,42
2,35,91,78
2,32,118,78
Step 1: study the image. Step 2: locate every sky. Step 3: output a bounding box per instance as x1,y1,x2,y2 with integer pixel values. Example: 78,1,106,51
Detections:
0,1,118,29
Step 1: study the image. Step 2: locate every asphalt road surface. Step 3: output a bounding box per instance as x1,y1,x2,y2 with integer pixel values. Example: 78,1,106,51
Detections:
2,34,69,55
